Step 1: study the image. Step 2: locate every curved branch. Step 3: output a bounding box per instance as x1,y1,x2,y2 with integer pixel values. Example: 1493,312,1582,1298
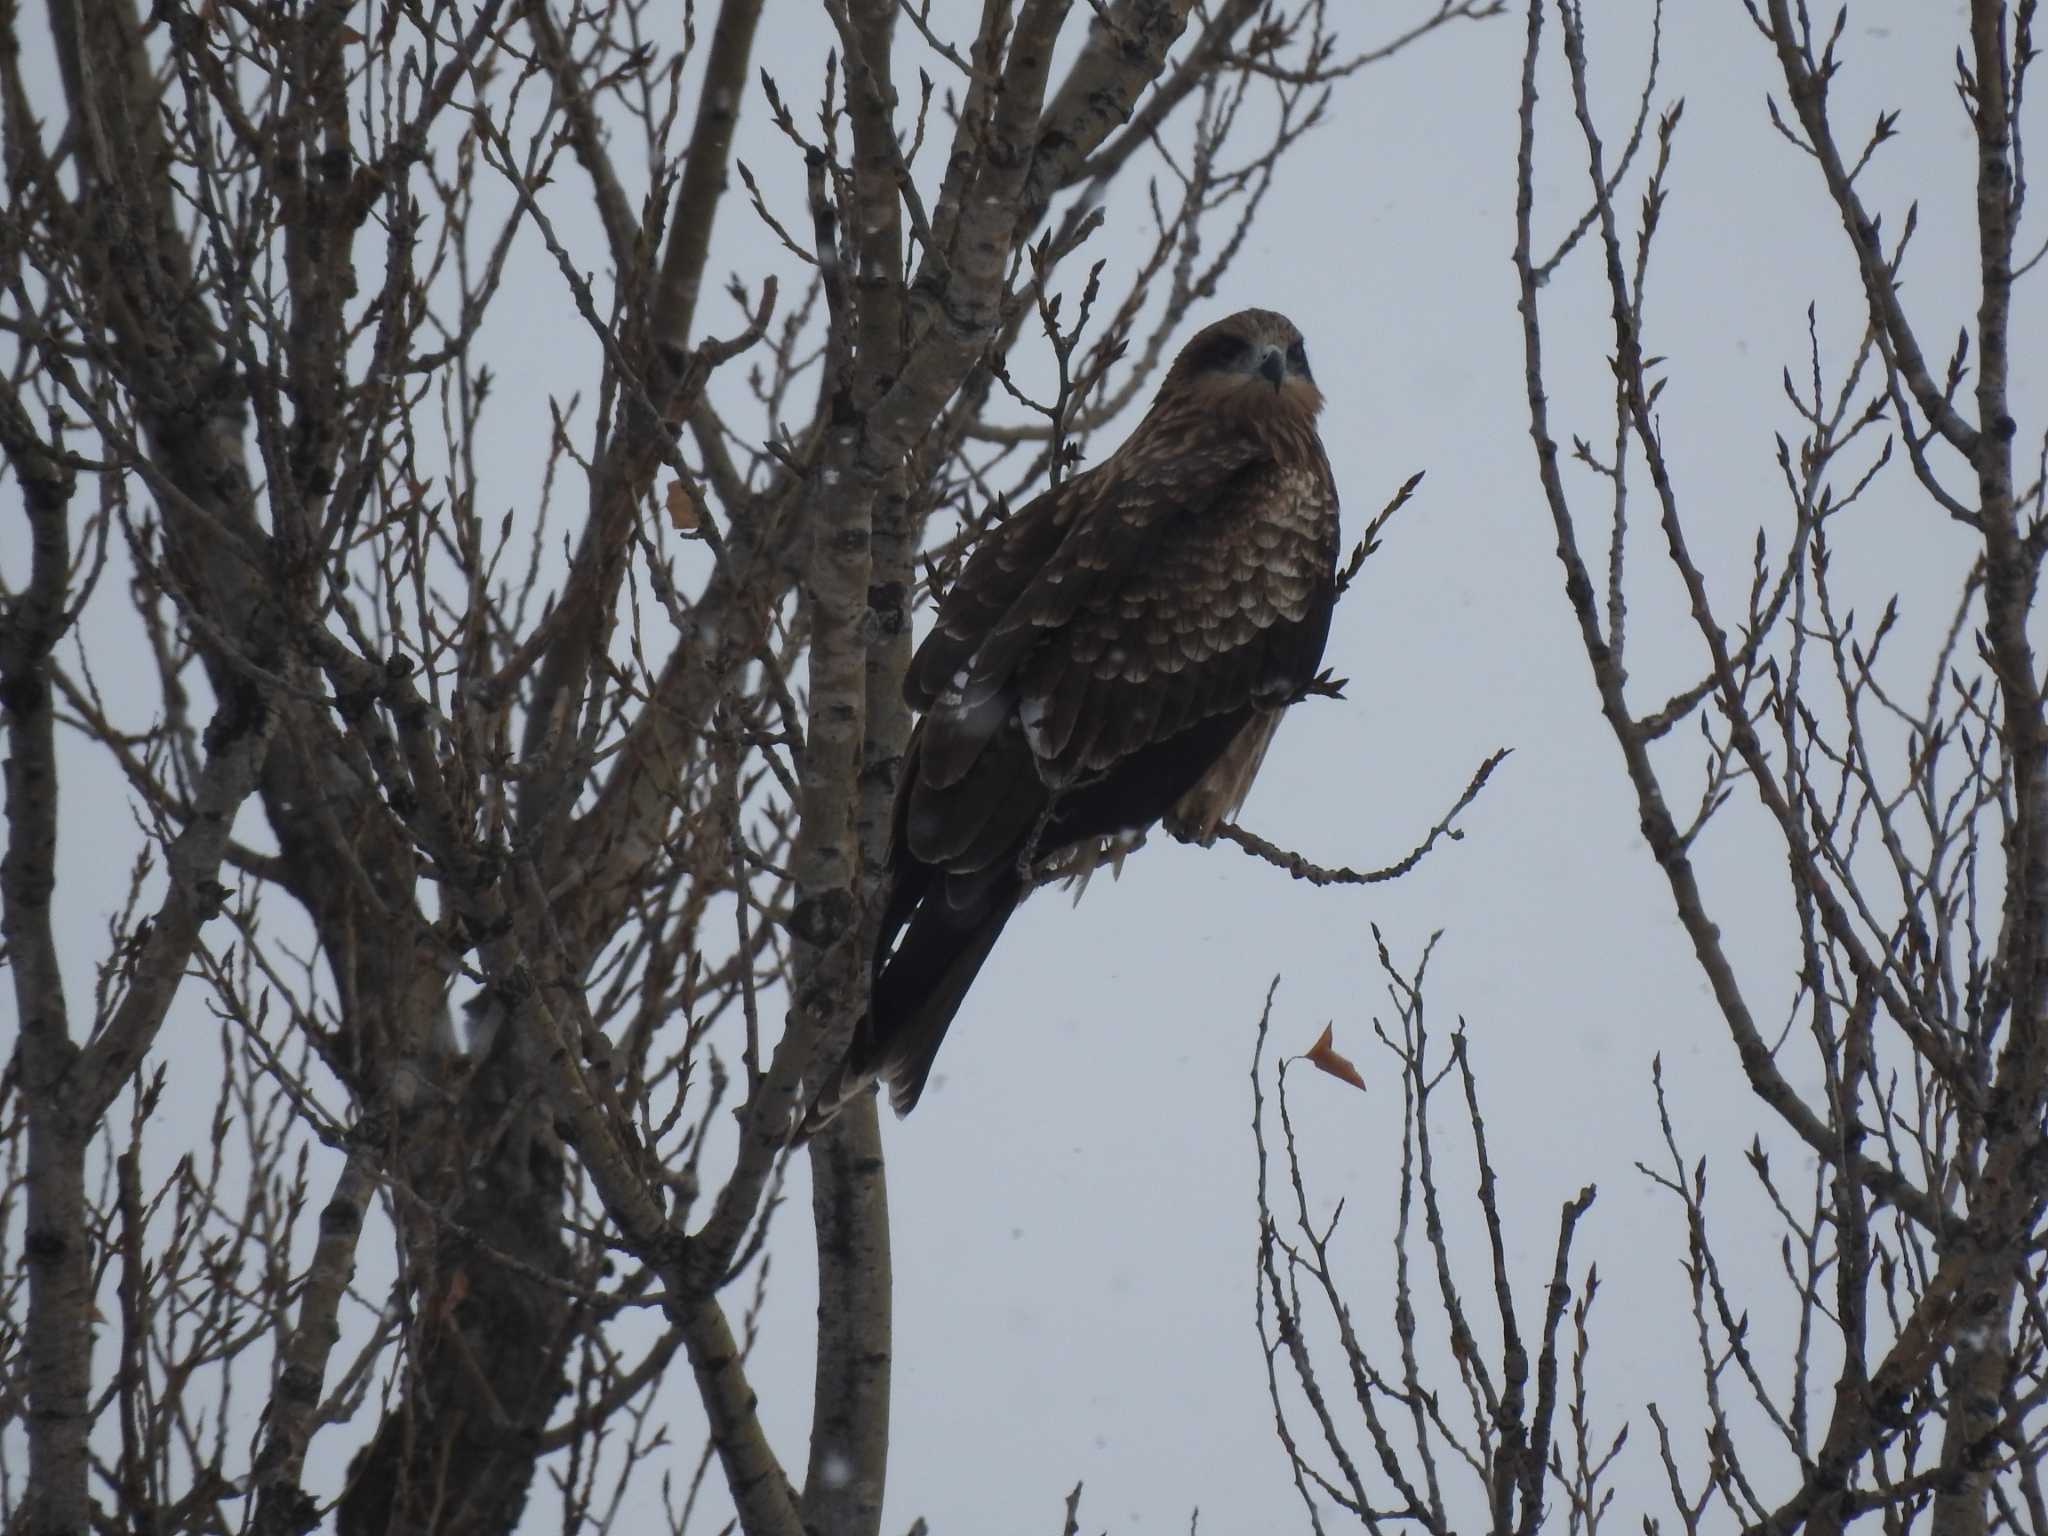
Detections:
1204,749,1511,887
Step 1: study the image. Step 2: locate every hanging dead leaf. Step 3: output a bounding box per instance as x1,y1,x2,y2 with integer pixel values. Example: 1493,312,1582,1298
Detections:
433,1266,471,1327
665,478,702,534
1303,1024,1366,1093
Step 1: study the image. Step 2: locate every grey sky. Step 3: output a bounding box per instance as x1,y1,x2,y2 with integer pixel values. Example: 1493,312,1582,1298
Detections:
7,0,2035,1530
846,3,2023,1528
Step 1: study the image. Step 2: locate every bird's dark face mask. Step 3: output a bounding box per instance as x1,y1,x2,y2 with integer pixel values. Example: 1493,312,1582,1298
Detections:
1167,311,1322,421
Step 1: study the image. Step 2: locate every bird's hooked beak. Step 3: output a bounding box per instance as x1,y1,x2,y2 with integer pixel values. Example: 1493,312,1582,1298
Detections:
1256,344,1286,390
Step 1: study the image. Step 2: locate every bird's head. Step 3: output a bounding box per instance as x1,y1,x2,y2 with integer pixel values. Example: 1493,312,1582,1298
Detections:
1161,308,1323,423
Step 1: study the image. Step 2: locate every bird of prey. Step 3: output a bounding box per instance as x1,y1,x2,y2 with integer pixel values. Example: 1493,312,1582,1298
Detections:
807,307,1341,1127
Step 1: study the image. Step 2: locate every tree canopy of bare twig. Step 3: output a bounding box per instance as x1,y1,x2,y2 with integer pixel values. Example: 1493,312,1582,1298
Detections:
0,1,1498,1532
1254,3,2048,1533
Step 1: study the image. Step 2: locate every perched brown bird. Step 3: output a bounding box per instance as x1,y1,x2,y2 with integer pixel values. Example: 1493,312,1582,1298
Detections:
806,308,1340,1128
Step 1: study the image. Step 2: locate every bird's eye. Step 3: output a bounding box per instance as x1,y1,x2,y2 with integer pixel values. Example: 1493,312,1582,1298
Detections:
1189,333,1252,373
1286,340,1311,377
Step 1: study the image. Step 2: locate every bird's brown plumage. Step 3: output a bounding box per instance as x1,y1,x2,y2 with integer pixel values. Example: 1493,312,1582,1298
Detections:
803,308,1341,1130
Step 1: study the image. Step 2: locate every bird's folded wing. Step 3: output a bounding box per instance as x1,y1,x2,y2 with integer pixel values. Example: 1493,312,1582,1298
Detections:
1017,461,1337,785
913,437,1273,792
905,483,1075,714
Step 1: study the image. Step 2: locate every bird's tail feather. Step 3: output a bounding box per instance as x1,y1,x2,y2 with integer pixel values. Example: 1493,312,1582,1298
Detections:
868,870,1020,1115
795,865,1020,1137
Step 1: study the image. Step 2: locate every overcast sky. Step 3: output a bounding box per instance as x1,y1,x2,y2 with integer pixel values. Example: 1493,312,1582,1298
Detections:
792,2,2025,1528
848,3,2016,1528
12,0,2040,1530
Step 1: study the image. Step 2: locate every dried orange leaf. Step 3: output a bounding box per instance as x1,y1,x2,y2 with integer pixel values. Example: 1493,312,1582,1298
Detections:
1304,1023,1366,1092
665,478,702,533
435,1266,471,1325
